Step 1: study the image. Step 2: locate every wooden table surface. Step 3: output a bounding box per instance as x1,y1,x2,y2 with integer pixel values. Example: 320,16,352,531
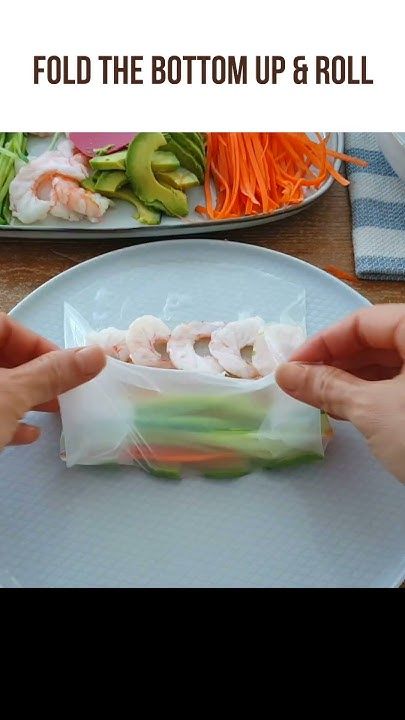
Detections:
1,182,404,313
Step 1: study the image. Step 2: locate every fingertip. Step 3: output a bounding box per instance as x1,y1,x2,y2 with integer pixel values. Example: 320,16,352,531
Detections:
276,362,306,394
9,423,41,446
74,345,106,377
289,335,331,364
9,345,108,413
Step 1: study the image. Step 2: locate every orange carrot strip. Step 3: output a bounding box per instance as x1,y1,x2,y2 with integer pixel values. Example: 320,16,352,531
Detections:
244,134,269,213
325,161,350,187
239,135,259,206
325,266,359,283
203,133,214,217
326,149,368,167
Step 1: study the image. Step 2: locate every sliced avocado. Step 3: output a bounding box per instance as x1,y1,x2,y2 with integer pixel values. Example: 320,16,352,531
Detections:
175,133,205,162
161,134,204,184
156,167,200,190
151,150,180,173
95,171,127,193
188,131,205,150
126,133,189,217
165,132,205,158
89,149,181,175
113,188,161,225
145,199,168,213
81,177,97,191
95,184,160,225
90,150,127,172
168,132,205,167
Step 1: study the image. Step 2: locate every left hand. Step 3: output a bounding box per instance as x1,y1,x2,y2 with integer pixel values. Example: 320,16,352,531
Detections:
0,313,106,450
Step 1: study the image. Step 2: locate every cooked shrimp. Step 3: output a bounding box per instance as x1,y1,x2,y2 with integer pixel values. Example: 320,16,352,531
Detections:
167,321,225,374
209,317,264,379
87,327,130,362
127,316,172,368
50,177,109,222
252,323,306,376
9,139,109,224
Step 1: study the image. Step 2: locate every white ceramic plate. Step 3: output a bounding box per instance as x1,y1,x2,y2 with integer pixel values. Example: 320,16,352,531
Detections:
0,133,343,240
1,239,405,588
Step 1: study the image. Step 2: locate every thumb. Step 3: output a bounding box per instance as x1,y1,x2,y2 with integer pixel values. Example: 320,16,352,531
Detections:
275,361,367,421
9,345,106,412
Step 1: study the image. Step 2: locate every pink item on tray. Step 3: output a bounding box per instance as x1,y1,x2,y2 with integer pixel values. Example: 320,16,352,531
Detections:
69,133,137,157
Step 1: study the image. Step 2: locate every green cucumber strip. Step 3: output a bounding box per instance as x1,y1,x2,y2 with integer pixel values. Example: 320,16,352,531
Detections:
135,415,236,433
0,133,28,224
148,465,182,480
261,452,323,469
0,166,15,205
203,465,251,479
2,196,11,224
136,394,266,425
0,147,18,161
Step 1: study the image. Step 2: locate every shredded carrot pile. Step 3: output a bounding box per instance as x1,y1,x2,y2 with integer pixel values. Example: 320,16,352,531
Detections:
196,132,367,220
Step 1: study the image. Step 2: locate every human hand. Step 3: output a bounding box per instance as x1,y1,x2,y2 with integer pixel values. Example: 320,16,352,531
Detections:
276,304,405,484
0,313,106,450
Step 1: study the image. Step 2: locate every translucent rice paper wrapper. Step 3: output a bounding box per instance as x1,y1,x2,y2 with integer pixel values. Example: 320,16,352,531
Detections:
59,263,332,478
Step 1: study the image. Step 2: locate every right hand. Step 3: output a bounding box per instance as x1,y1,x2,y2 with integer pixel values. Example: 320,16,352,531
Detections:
276,304,405,484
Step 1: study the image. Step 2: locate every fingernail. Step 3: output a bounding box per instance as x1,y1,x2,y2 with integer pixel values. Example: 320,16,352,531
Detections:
276,362,307,392
75,346,105,375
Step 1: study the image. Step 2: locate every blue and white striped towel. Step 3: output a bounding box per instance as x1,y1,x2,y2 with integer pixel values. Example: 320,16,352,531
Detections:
345,133,405,280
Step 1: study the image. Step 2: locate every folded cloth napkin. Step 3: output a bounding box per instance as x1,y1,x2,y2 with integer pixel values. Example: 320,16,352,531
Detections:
345,133,405,280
